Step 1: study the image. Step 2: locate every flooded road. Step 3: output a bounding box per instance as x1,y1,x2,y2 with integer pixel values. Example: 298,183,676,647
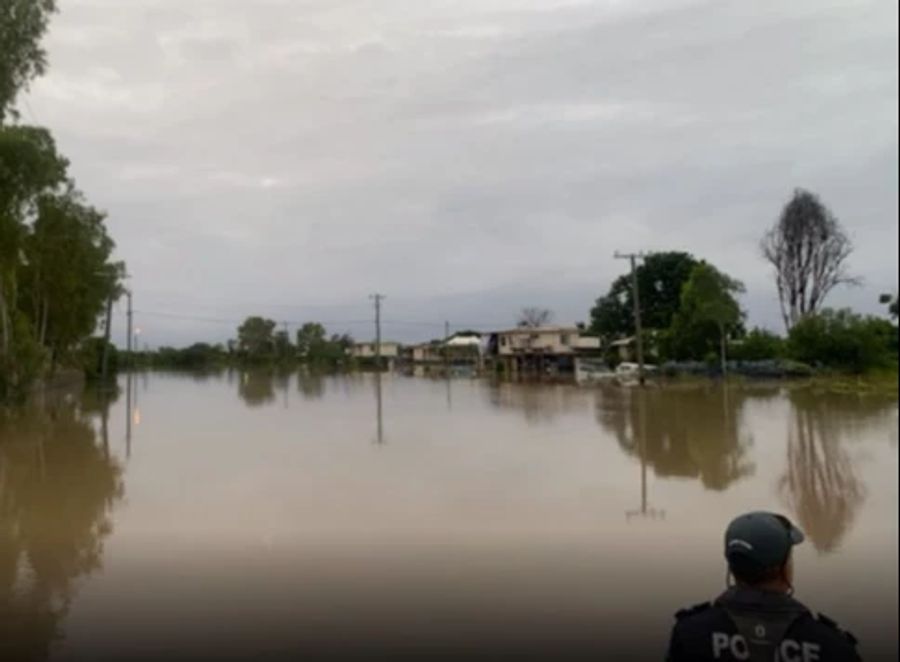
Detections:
1,371,897,660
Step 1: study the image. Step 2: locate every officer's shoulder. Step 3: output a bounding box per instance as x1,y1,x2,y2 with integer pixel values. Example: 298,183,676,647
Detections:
674,601,713,621
811,611,859,648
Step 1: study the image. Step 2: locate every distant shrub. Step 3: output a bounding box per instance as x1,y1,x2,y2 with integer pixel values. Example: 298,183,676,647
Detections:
731,328,785,361
787,309,898,373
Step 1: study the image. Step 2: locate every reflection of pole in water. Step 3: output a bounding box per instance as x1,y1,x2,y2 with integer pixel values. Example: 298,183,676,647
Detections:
626,388,664,521
446,372,452,411
125,372,133,459
375,372,384,445
101,390,110,460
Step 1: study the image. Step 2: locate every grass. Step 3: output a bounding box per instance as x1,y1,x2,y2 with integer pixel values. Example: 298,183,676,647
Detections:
803,367,899,396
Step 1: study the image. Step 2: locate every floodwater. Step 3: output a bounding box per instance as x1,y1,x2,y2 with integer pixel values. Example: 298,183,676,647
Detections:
1,370,897,661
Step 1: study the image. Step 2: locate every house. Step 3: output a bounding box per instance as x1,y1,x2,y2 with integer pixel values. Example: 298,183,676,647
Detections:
348,341,401,359
446,333,481,349
610,336,636,362
493,326,601,356
410,343,443,363
607,334,659,363
487,326,601,375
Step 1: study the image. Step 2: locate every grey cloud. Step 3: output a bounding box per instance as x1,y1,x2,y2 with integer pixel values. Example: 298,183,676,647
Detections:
22,0,898,346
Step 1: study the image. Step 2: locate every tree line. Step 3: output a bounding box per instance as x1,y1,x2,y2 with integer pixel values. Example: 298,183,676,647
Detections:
133,319,356,370
1,2,125,402
589,189,898,374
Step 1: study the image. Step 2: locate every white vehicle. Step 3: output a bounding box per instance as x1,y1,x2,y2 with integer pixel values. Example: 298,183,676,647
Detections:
615,362,657,377
575,358,617,384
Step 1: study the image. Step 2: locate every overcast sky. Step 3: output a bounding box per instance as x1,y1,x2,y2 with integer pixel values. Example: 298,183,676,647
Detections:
22,0,899,347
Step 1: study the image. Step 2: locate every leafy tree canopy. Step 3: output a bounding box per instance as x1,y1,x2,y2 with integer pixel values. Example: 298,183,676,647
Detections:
590,252,699,338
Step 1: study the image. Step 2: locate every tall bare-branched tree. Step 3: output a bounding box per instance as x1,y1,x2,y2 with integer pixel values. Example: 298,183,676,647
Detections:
517,307,553,328
761,189,858,331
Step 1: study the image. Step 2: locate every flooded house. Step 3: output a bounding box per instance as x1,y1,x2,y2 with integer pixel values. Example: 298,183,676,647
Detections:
349,341,401,361
486,326,602,375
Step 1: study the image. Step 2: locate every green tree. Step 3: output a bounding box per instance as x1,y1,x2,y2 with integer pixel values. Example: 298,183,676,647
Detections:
236,317,276,360
730,328,785,362
787,309,896,373
273,329,293,361
0,127,68,398
295,323,353,366
668,262,745,374
296,322,327,357
0,127,68,348
0,0,57,120
590,252,699,338
20,190,123,366
0,3,124,401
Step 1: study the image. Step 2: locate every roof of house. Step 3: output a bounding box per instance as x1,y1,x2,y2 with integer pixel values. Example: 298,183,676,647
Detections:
446,336,480,346
493,326,584,335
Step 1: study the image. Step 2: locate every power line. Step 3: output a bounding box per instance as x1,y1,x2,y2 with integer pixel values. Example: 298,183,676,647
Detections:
133,310,374,326
132,309,510,329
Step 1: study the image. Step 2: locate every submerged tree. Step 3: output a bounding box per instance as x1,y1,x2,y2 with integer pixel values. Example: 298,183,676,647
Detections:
761,189,858,332
668,262,745,374
236,316,277,360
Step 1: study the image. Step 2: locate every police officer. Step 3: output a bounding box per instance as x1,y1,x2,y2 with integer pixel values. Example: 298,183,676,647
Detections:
666,511,861,662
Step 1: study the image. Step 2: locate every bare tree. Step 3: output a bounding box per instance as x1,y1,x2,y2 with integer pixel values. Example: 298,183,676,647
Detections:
761,189,859,331
880,293,898,320
517,307,553,328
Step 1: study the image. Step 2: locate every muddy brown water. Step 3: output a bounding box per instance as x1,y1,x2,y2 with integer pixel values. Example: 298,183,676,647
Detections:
1,370,897,660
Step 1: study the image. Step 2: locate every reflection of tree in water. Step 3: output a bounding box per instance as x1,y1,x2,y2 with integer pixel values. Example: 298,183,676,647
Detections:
487,382,590,424
297,370,324,400
0,391,124,661
780,390,895,553
237,370,277,407
596,385,755,491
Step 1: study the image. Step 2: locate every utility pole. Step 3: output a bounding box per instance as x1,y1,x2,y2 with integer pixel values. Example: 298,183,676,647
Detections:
100,296,113,381
444,320,450,371
615,251,647,386
369,294,385,370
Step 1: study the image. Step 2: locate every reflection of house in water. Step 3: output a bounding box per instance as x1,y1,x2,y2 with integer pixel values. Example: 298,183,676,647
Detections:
779,390,893,553
487,381,593,424
485,326,602,376
595,385,755,491
0,391,123,661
